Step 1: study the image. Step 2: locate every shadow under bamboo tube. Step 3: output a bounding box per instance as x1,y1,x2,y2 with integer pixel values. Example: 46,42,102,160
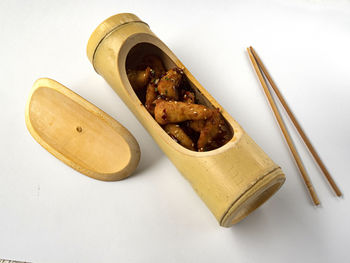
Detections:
247,48,320,206
249,46,342,197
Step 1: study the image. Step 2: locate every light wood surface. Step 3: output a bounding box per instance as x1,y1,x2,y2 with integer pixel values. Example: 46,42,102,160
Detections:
247,48,320,205
25,78,140,181
250,46,342,197
87,13,286,226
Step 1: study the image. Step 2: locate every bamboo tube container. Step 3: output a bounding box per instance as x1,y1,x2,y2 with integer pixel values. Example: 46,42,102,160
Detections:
87,13,286,227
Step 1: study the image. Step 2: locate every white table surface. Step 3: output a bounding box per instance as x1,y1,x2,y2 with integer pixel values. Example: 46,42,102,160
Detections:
1,0,349,262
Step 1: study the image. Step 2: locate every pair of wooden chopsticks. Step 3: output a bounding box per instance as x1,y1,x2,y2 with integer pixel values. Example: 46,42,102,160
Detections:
247,46,342,205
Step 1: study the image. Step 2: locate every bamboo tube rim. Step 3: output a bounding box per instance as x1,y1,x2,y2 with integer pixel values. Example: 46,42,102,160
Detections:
221,167,285,226
87,13,148,66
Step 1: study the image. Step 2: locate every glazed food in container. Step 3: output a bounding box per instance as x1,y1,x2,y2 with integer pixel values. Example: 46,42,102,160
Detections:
87,13,285,226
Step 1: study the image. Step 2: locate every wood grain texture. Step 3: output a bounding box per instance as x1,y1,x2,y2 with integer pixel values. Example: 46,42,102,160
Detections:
25,78,140,181
87,13,286,226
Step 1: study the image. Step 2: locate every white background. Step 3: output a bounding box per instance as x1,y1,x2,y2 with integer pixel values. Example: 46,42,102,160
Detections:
1,0,349,262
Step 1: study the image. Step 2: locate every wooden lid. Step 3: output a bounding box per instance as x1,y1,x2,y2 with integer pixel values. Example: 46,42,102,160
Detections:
86,13,147,65
25,78,140,181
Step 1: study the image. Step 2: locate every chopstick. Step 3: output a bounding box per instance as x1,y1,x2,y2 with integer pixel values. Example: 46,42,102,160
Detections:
247,47,320,205
249,46,342,197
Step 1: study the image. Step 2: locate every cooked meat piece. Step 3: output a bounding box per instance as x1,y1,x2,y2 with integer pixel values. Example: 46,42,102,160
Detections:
145,80,158,115
154,100,213,125
188,119,206,132
197,110,226,151
142,55,165,78
182,91,195,104
127,66,152,90
164,124,195,150
181,91,205,136
157,68,183,100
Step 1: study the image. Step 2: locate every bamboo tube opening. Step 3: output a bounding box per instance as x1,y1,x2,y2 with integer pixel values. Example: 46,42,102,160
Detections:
221,170,285,226
231,181,283,224
125,42,234,151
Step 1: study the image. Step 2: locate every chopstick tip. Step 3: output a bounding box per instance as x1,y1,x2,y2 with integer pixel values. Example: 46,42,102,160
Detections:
246,47,252,55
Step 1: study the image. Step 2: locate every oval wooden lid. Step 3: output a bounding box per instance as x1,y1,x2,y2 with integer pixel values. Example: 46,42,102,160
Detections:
25,78,140,181
86,13,147,65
